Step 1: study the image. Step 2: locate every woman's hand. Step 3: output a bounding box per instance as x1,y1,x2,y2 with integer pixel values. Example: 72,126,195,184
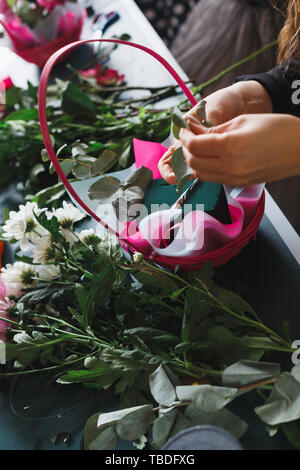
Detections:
179,113,300,186
158,80,273,183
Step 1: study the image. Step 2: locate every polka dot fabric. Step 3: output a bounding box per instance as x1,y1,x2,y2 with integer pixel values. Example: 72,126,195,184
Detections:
135,0,198,46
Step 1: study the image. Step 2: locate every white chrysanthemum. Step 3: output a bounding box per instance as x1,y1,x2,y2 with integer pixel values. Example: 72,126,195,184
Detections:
54,201,85,229
3,202,46,251
61,228,78,246
79,228,100,246
33,235,55,264
38,265,61,280
1,262,38,290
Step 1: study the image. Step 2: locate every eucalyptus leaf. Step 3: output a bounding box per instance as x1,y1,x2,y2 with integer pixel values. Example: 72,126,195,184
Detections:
92,150,118,174
97,404,152,437
171,107,190,139
222,360,281,388
83,413,100,449
89,426,117,450
171,147,193,194
168,410,191,439
176,385,238,412
115,404,153,441
122,166,153,193
196,100,213,128
88,176,120,202
255,372,300,426
185,405,248,439
149,363,180,407
60,160,74,177
152,409,177,448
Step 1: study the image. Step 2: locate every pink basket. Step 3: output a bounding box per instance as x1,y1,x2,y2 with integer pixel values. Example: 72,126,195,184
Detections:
38,39,265,271
0,11,86,68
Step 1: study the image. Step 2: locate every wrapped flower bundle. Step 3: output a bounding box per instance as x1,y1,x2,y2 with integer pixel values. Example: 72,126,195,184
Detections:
0,0,86,66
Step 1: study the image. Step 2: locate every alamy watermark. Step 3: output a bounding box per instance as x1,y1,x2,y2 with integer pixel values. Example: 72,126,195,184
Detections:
292,340,300,366
0,340,6,365
96,201,205,250
292,80,300,105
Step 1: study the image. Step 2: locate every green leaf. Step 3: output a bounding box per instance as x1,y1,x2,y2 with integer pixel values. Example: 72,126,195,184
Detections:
123,328,179,345
282,420,300,449
60,160,74,177
62,82,96,117
29,163,45,183
168,409,191,439
222,360,281,388
176,384,238,412
152,409,177,448
5,108,39,122
196,100,212,128
149,364,180,407
171,147,193,194
96,405,151,436
213,286,257,318
116,404,153,441
89,426,117,451
88,176,120,202
171,107,190,139
41,148,50,162
123,166,153,193
185,405,248,439
32,182,66,207
84,414,116,450
92,150,118,174
255,372,300,426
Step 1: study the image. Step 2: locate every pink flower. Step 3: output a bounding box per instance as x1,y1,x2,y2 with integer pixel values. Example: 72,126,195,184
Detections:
0,77,13,90
5,17,38,47
57,10,77,36
37,0,66,12
0,278,17,342
79,64,101,79
97,69,125,86
0,0,11,15
79,65,125,86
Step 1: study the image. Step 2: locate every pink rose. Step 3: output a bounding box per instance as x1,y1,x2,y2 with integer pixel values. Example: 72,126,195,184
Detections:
97,69,125,86
79,66,125,86
79,64,102,79
0,77,13,90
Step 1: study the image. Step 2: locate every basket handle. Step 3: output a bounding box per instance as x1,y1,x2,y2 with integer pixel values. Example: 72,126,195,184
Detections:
38,39,197,248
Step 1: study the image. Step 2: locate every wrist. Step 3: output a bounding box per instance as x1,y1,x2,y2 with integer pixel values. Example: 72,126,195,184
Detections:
235,80,273,114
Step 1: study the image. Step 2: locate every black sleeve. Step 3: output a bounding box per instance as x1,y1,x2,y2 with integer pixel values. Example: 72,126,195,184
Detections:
235,61,300,117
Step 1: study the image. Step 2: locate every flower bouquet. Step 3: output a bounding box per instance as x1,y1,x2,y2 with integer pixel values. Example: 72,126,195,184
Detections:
0,0,86,67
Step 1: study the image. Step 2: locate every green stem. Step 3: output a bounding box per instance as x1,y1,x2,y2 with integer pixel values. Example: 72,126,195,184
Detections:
0,316,20,327
0,353,92,378
195,277,292,350
195,40,278,93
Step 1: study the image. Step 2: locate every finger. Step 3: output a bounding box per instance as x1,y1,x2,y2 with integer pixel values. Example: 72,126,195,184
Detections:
158,148,178,184
186,116,209,135
182,146,223,175
180,128,228,157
